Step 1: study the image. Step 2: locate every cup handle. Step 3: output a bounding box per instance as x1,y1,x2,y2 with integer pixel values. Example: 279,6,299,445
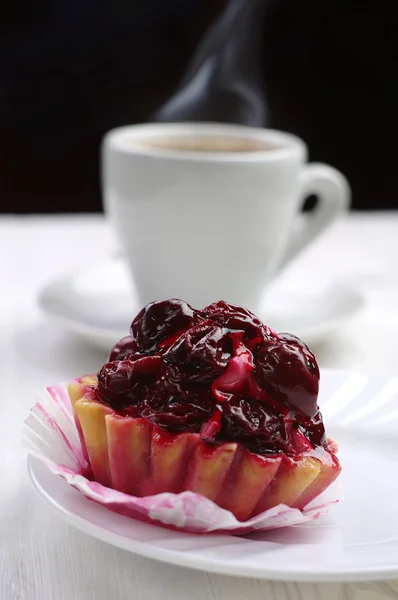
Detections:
278,163,351,270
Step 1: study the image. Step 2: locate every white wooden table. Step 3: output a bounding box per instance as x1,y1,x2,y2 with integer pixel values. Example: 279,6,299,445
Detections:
1,214,398,600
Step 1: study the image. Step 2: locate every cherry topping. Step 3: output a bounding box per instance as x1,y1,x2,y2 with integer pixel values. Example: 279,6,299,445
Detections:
97,357,164,409
139,379,214,432
203,300,271,343
131,298,197,351
211,332,254,400
302,410,327,448
108,335,141,362
164,323,232,383
103,299,326,454
221,396,290,455
254,333,319,420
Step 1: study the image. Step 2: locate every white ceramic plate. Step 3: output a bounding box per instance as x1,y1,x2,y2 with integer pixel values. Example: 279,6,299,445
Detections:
37,257,365,351
28,370,398,582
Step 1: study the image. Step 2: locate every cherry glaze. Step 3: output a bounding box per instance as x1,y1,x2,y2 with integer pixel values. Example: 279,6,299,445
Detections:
97,299,326,454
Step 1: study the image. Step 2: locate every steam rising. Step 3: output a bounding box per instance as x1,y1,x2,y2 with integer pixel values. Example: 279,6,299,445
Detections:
153,0,268,126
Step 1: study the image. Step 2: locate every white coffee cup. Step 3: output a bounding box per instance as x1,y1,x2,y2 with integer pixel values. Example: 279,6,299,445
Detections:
102,122,350,312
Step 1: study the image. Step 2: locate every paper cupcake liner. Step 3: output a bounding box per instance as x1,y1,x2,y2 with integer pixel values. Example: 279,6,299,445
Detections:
24,383,342,534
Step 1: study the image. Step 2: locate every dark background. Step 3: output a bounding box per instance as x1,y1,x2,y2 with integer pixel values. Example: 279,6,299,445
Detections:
0,0,396,213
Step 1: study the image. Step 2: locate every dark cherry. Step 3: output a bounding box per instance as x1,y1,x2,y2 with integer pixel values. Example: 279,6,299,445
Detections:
254,333,319,420
97,357,164,409
109,335,141,362
278,333,320,379
139,379,214,432
164,323,232,383
302,410,327,448
131,299,197,351
221,396,290,455
203,300,274,346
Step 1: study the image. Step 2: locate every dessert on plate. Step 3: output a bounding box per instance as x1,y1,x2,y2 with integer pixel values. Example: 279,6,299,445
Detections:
68,299,341,521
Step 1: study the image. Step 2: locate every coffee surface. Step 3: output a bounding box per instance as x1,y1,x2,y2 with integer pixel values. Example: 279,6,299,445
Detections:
137,136,273,152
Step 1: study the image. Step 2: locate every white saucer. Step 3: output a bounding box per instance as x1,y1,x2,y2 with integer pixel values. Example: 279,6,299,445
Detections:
28,369,398,582
37,257,365,352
